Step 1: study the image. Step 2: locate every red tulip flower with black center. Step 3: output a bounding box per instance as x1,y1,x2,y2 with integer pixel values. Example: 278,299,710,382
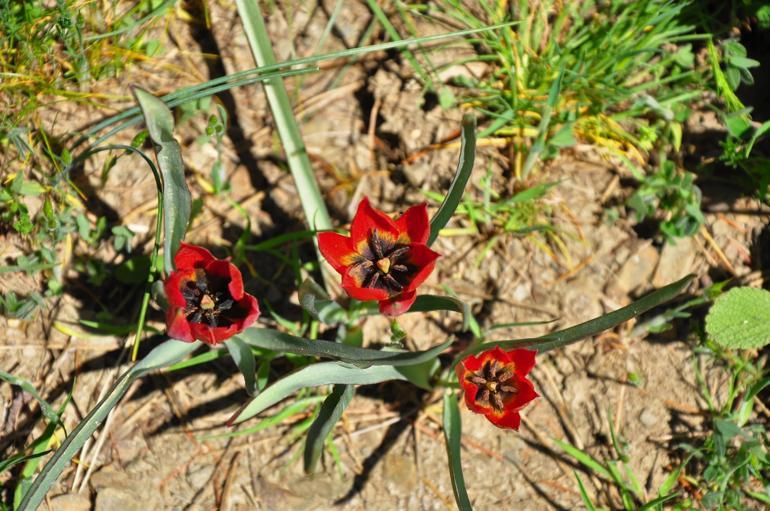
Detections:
455,347,538,430
318,197,440,316
164,243,260,345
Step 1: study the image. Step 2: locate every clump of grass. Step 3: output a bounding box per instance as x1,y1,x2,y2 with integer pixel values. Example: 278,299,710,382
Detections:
405,0,706,177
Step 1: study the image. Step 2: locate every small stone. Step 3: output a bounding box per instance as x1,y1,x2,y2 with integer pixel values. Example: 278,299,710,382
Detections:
611,242,659,294
639,407,658,428
49,494,91,511
652,238,696,287
95,487,144,511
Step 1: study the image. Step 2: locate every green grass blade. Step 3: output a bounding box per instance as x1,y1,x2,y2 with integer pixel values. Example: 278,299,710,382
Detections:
554,438,613,480
365,0,433,88
639,493,680,511
132,87,191,274
428,114,477,246
0,370,59,424
236,328,450,366
225,337,257,396
574,471,598,511
521,67,563,179
304,384,354,473
443,392,472,511
229,362,407,424
18,340,199,511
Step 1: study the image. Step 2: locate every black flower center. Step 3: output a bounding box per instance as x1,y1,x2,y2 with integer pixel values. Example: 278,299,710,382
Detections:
182,269,236,327
352,229,415,294
466,359,518,412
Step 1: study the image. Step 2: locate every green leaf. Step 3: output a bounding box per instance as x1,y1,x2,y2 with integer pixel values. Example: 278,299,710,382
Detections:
18,340,199,511
459,275,693,358
443,392,472,511
705,287,770,349
409,294,471,330
115,255,151,284
304,384,354,473
235,328,451,367
0,451,50,475
230,362,407,424
132,87,192,274
225,337,257,396
428,114,477,246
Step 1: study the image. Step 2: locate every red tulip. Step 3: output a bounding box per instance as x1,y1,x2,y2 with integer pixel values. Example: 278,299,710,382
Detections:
318,198,440,316
455,347,538,430
164,243,260,345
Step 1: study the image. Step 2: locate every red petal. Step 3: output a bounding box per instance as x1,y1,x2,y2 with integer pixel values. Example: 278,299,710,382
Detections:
486,409,522,430
350,197,399,243
341,269,389,301
458,352,484,373
237,293,261,330
204,259,245,300
378,290,417,316
456,359,489,415
504,374,539,412
166,308,194,342
509,349,537,377
164,269,192,308
174,243,216,271
402,244,439,292
395,202,430,244
318,232,357,274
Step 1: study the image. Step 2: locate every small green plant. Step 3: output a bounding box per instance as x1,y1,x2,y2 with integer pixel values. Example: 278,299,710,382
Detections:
626,157,705,240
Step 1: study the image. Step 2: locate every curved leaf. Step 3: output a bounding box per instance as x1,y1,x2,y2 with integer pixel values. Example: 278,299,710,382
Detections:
304,384,354,473
429,114,477,246
443,392,472,511
132,87,191,274
230,362,406,424
18,340,199,511
409,294,472,331
456,275,693,360
299,277,347,324
235,328,451,367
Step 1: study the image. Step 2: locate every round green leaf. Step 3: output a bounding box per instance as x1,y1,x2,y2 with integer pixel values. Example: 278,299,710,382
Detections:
705,287,770,349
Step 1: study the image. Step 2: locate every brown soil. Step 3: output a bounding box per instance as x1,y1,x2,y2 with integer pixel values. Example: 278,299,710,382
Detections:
2,2,768,511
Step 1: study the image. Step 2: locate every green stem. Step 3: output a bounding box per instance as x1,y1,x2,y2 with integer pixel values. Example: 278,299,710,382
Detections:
235,0,333,288
76,145,164,361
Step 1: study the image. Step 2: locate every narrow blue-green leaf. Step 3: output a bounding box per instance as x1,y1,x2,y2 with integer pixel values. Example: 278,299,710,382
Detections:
225,337,257,396
230,362,406,424
428,115,477,246
236,328,451,367
0,370,59,424
298,277,347,324
304,384,354,473
18,340,199,511
132,87,191,273
165,347,225,372
201,396,325,440
458,275,693,359
443,392,472,511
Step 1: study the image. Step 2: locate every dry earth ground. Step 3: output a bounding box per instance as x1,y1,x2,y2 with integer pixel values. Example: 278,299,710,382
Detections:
1,2,769,510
